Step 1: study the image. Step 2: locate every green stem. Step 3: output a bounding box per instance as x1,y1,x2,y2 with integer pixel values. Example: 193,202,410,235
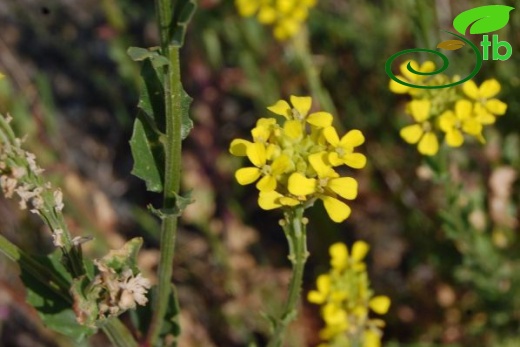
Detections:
267,206,309,347
102,319,138,347
146,4,183,342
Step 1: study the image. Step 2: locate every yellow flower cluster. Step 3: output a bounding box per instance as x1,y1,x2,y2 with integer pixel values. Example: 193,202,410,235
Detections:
229,96,365,223
235,0,317,41
308,242,391,347
389,60,507,156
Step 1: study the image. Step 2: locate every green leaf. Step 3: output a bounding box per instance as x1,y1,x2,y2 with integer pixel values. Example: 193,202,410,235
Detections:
147,191,193,219
20,251,96,341
138,59,166,133
180,88,193,139
127,47,155,61
98,237,143,274
171,0,197,47
453,5,515,35
128,46,169,68
130,114,165,192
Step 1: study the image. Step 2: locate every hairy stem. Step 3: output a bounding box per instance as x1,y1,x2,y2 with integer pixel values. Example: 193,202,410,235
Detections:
146,2,183,343
267,206,309,347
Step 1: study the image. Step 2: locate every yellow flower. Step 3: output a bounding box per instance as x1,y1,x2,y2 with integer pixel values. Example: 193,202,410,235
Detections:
308,274,331,304
329,241,369,271
234,142,290,191
363,329,382,347
400,99,439,156
258,190,299,210
462,79,507,119
323,127,366,168
235,0,317,41
369,296,391,315
389,60,436,94
439,99,483,146
268,95,333,127
230,96,363,223
309,241,390,347
287,171,357,223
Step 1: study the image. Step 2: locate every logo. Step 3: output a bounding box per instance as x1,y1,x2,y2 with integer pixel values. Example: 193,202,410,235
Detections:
386,5,515,89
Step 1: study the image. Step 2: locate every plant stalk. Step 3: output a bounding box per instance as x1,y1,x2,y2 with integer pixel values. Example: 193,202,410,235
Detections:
146,1,183,343
267,206,309,347
102,319,138,347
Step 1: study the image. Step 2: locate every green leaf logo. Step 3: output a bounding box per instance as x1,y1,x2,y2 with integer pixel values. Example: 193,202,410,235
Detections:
453,5,515,35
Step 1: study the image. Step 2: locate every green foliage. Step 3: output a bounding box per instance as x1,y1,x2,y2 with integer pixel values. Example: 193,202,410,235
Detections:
20,251,96,341
171,0,197,47
128,50,193,193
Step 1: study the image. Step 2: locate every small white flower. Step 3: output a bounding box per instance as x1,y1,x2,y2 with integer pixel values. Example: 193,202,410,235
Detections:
25,152,44,175
54,189,64,211
0,176,17,198
11,166,26,179
52,229,64,248
119,272,152,309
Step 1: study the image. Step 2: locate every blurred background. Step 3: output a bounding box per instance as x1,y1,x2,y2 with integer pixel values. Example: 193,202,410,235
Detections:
0,0,519,346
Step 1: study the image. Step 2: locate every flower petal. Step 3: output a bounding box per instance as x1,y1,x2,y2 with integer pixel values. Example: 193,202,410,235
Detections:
363,329,382,347
479,79,501,99
267,99,291,118
369,296,391,314
439,111,457,132
307,112,333,127
288,172,316,196
256,175,276,191
400,60,418,81
246,142,267,167
400,124,423,144
309,152,335,178
279,196,300,206
257,5,277,24
236,0,260,16
420,60,436,73
290,95,312,117
340,129,365,147
322,303,348,325
343,153,367,169
307,274,331,304
418,132,438,156
283,119,303,139
445,130,464,147
258,191,282,210
271,154,290,175
328,177,358,200
462,119,482,136
455,99,473,119
229,139,252,156
235,167,261,185
389,78,411,94
352,240,369,262
323,126,340,146
329,242,348,270
328,152,343,166
408,99,431,122
321,195,351,223
462,80,479,100
485,99,507,115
